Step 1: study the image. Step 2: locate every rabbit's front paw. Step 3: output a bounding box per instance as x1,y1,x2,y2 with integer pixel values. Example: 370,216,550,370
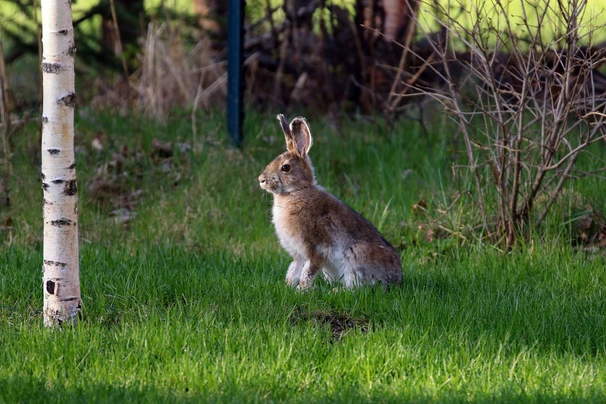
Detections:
295,284,310,293
297,272,317,290
286,275,300,287
286,260,305,287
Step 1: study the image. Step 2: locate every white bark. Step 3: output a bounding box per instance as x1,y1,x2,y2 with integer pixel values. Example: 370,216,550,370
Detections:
41,0,81,327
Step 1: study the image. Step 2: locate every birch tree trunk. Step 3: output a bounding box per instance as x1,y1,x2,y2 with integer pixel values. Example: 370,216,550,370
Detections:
41,0,81,328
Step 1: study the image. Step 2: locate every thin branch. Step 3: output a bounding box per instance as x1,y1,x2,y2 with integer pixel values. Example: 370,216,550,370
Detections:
109,0,129,79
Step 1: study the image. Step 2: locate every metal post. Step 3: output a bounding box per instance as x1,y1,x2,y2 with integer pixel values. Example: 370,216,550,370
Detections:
227,0,245,147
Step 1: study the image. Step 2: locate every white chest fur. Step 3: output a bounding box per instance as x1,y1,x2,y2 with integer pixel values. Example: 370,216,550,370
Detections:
272,202,306,258
272,197,353,286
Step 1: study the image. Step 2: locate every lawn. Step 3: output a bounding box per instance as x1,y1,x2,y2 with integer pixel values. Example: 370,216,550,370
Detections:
1,108,605,403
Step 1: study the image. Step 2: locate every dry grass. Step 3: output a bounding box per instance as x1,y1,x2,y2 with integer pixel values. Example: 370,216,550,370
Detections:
92,21,226,127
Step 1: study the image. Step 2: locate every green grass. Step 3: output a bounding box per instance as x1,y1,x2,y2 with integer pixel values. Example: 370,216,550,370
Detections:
1,109,606,402
3,245,606,402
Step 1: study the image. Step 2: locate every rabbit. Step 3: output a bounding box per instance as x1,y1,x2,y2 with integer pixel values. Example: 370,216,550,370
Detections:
258,114,402,289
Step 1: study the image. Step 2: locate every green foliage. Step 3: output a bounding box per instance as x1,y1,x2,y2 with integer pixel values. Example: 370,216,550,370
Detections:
1,110,606,402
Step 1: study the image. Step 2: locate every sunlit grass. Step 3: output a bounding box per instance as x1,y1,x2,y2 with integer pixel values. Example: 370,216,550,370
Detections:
1,109,605,402
417,0,606,45
2,243,605,402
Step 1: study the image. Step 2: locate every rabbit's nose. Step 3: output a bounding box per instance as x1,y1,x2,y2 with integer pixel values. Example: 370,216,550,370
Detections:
258,175,265,184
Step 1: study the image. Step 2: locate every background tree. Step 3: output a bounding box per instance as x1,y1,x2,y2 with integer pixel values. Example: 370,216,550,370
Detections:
40,0,81,327
193,0,227,42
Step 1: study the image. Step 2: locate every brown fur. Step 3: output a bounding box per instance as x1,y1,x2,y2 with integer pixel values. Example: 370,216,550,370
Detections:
259,114,402,289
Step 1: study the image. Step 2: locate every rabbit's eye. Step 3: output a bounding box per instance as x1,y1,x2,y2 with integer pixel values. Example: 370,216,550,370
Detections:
281,164,291,172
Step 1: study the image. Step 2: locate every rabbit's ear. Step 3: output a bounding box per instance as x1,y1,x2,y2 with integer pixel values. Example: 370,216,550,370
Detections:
289,117,313,157
277,114,297,152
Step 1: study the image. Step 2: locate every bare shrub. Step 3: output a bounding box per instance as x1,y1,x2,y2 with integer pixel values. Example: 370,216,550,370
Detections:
393,0,606,246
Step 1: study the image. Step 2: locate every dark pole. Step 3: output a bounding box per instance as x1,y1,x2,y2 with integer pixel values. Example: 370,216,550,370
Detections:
227,0,245,147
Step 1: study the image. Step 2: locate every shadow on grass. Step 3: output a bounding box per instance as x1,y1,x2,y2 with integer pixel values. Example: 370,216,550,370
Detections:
393,250,606,357
2,376,604,403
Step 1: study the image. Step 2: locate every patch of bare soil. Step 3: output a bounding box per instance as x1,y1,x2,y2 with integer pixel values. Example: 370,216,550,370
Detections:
290,304,371,343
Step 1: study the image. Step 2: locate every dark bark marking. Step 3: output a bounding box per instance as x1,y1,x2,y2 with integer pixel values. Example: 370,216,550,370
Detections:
51,218,74,226
42,62,61,74
63,180,78,196
42,116,49,123
52,179,64,184
60,297,78,302
42,182,49,191
57,29,68,35
68,44,77,57
48,149,60,155
69,163,76,170
58,93,77,108
41,173,46,180
46,280,56,295
44,198,53,205
44,260,67,267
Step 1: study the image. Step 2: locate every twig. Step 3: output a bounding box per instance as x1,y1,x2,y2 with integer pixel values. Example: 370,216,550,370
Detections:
0,32,13,175
265,0,278,49
426,191,467,226
386,0,420,108
33,0,43,110
109,0,130,79
272,22,290,105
